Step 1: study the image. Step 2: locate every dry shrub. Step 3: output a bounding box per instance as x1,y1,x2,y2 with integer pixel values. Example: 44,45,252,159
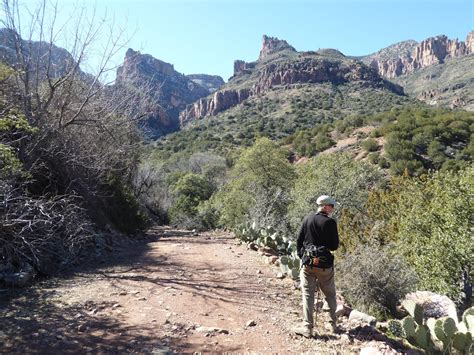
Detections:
337,244,418,319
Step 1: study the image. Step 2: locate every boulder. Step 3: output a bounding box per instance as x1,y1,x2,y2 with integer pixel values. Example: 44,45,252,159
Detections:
348,310,377,326
402,291,458,321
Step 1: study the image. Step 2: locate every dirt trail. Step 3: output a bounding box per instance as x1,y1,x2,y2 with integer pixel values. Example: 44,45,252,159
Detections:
1,227,407,353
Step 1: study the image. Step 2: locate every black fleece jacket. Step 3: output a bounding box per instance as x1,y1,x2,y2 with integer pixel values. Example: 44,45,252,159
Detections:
296,212,339,268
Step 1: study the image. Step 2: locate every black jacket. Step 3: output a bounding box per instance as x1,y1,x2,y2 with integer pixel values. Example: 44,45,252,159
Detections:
296,212,339,268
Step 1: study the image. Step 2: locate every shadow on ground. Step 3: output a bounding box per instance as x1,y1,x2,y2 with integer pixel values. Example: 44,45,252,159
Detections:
0,227,245,353
0,287,193,353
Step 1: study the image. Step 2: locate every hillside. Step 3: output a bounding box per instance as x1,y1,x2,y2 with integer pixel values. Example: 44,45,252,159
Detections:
361,31,474,110
179,35,406,127
392,55,474,110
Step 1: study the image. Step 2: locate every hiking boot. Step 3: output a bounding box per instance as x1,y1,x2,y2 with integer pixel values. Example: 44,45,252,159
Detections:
294,324,313,338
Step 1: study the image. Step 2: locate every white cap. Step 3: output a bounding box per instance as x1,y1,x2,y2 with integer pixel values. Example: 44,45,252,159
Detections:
316,195,336,206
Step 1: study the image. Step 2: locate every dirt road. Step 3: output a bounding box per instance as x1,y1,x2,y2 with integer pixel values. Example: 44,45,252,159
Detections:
1,227,407,353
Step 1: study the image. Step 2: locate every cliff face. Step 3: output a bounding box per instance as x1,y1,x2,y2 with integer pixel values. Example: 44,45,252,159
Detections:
179,36,403,125
258,35,296,60
179,58,402,125
115,49,211,137
186,74,224,93
0,28,87,81
364,32,474,78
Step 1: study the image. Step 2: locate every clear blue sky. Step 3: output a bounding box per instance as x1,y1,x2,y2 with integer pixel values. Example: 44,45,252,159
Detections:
18,0,474,81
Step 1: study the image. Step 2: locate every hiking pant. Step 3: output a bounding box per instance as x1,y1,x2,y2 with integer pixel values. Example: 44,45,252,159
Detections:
300,265,337,329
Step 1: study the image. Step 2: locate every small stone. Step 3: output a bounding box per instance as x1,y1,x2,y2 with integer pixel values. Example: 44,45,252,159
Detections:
196,326,229,335
246,320,257,327
112,303,121,308
119,291,127,295
247,242,258,251
276,273,285,279
256,270,263,275
137,297,146,301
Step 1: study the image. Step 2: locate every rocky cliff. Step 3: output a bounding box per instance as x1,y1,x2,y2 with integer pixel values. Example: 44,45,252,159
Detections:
186,74,224,93
259,35,296,60
180,36,403,125
363,32,474,78
115,49,212,137
0,28,87,81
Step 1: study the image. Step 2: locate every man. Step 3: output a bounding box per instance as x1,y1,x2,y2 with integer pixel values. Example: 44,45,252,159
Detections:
294,195,340,338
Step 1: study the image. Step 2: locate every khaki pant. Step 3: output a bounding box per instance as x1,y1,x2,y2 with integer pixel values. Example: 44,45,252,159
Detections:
300,265,337,329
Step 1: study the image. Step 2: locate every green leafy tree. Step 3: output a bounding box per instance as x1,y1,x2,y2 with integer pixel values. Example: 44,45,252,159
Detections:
168,173,214,229
212,138,295,231
288,153,381,234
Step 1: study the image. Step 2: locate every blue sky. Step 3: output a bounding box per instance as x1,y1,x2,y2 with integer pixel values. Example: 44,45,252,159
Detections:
17,0,474,81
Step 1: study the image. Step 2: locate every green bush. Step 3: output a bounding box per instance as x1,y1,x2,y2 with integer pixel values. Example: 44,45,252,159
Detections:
168,172,214,230
288,153,381,233
361,138,379,152
211,138,295,231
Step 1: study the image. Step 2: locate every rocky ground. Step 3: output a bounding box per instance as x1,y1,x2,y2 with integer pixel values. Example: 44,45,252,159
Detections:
0,227,415,354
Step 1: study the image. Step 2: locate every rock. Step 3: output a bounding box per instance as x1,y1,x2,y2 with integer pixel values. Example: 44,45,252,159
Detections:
364,32,474,79
359,346,382,355
1,262,36,287
186,74,224,93
256,270,263,275
402,291,458,320
137,297,147,301
247,242,258,251
259,34,296,61
115,48,214,138
276,273,285,279
336,304,351,318
112,303,121,308
180,88,251,125
267,256,279,264
348,310,377,326
195,326,229,335
119,291,127,296
246,320,257,327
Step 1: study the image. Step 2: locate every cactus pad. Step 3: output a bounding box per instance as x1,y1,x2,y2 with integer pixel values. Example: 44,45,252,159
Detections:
402,316,416,338
404,300,424,324
388,319,405,338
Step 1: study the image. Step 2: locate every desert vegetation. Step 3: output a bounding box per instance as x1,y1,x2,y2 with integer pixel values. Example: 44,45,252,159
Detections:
0,0,150,275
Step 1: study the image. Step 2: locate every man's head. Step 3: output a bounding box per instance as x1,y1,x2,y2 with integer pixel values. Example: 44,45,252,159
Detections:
316,195,336,214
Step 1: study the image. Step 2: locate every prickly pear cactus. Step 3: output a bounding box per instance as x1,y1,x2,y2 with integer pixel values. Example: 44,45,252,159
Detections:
404,300,424,324
388,319,406,338
453,332,472,351
402,316,416,338
412,324,430,350
289,268,299,280
463,307,474,332
442,317,458,338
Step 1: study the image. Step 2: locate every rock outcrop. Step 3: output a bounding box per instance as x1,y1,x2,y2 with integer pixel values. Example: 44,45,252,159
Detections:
0,28,87,81
180,88,251,125
364,31,474,78
179,57,403,125
258,35,296,60
233,60,256,76
115,49,211,137
186,74,224,93
253,58,402,94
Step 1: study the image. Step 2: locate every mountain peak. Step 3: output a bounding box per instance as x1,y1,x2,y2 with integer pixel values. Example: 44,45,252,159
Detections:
259,35,296,60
